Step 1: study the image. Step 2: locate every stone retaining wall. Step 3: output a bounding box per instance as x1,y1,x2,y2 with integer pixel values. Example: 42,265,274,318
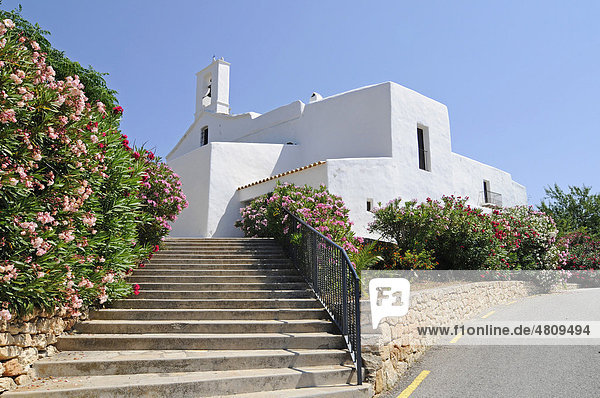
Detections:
0,308,87,392
361,281,534,395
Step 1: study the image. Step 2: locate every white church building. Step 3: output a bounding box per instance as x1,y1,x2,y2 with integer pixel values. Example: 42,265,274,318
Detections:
167,59,527,238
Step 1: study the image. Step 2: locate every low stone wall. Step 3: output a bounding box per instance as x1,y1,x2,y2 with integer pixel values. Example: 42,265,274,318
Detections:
0,308,87,392
361,281,534,395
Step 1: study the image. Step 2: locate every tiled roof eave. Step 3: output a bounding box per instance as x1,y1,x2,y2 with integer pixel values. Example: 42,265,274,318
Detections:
237,161,326,190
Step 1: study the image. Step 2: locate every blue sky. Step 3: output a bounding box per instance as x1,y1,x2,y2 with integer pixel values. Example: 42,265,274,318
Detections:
2,1,599,205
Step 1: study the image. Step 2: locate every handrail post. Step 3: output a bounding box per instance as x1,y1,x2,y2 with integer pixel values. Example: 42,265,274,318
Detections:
354,277,363,385
341,248,348,336
312,234,318,294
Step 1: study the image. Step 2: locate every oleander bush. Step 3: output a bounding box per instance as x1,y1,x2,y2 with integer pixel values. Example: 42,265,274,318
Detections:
368,196,563,270
137,159,188,249
236,182,362,253
558,232,600,271
235,182,380,270
0,5,119,107
0,19,186,320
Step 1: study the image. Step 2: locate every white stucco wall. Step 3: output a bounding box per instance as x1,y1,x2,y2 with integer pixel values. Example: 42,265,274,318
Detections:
167,146,211,237
167,67,527,239
234,84,393,167
237,163,328,203
389,83,455,200
168,142,301,237
451,153,527,208
325,157,398,238
169,83,393,169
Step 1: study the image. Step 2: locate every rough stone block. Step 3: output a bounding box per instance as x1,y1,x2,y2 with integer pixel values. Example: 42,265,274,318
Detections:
382,360,398,390
46,334,58,345
34,318,52,334
0,377,16,392
374,369,383,394
46,345,58,357
0,346,22,360
14,374,31,386
362,352,383,370
49,317,66,335
64,318,76,330
0,332,14,346
12,333,33,347
2,358,25,376
31,334,47,349
18,347,38,366
7,322,36,335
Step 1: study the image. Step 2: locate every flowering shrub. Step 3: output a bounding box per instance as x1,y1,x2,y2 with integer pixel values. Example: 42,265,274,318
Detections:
558,233,600,271
386,250,438,270
236,183,362,254
1,7,119,108
0,21,185,320
369,196,562,270
548,233,600,287
137,158,188,248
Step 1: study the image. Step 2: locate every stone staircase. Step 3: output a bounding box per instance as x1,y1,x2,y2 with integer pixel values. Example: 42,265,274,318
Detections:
6,238,372,397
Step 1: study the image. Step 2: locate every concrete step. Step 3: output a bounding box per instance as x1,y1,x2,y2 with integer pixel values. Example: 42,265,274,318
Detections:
132,268,299,276
162,242,282,249
150,253,288,260
224,385,373,398
164,238,277,243
6,365,359,397
147,258,292,265
155,248,286,255
164,237,277,242
133,282,308,290
111,298,323,309
127,275,304,283
141,263,296,270
56,333,346,351
74,319,338,334
136,289,314,299
90,308,330,321
33,349,353,377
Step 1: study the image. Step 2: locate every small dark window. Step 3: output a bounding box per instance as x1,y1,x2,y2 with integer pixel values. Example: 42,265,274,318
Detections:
483,180,490,203
201,126,209,146
367,199,373,212
417,127,429,171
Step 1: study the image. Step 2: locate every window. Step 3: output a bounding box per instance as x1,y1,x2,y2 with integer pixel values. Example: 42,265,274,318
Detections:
366,198,373,212
483,180,490,203
201,126,209,146
417,127,431,171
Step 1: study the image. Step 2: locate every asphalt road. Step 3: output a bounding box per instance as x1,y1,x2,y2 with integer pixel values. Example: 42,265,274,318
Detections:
380,288,600,398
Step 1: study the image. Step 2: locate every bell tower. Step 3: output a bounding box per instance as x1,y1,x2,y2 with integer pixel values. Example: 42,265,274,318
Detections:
195,58,230,118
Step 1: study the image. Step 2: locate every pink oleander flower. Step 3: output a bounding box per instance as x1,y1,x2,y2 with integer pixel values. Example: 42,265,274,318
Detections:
37,212,55,225
0,109,16,123
3,19,15,29
0,309,11,321
102,273,115,283
82,213,97,227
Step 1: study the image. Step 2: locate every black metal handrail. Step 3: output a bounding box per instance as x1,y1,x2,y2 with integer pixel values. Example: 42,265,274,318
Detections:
279,207,362,385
